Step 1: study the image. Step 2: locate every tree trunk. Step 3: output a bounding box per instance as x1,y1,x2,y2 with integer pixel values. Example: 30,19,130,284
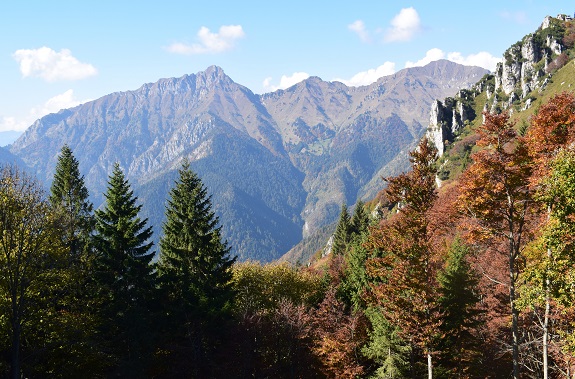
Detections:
510,236,520,379
543,246,551,379
10,318,20,379
543,204,551,379
428,351,433,379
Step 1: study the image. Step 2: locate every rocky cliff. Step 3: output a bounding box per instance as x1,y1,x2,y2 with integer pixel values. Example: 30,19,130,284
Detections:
427,14,574,157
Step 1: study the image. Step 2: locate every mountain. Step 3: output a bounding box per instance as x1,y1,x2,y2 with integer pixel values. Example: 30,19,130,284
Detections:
9,61,487,262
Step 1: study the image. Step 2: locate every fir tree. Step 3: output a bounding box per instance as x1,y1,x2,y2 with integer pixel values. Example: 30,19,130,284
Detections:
332,203,352,256
93,163,155,376
156,160,235,376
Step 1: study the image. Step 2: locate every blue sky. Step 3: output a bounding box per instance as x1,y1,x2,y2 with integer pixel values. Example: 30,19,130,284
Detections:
1,1,573,135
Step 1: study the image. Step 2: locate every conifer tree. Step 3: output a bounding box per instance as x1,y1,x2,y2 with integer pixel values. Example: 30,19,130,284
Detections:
43,145,104,376
156,160,235,376
93,163,154,376
437,238,484,377
49,144,94,259
350,199,370,237
332,204,352,256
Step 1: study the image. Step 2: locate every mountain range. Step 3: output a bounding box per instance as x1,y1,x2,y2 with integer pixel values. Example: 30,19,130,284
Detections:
6,60,487,262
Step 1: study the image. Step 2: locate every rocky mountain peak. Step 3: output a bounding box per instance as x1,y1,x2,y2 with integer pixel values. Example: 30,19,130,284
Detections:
9,60,488,263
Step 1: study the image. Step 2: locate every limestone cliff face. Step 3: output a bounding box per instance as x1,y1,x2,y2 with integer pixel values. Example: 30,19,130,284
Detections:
426,90,475,155
494,14,569,101
428,14,572,157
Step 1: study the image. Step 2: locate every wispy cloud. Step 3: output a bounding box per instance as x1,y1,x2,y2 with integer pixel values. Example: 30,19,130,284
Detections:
348,20,370,42
334,62,396,86
405,48,501,72
262,72,310,92
0,90,89,132
12,47,97,82
384,7,421,42
166,25,245,55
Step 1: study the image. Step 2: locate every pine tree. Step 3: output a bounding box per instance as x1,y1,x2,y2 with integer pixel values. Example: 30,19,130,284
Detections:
156,161,235,376
332,204,352,256
49,144,94,260
93,163,155,376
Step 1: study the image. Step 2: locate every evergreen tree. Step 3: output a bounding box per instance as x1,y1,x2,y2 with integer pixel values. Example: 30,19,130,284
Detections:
156,161,235,376
93,163,155,376
436,238,484,378
350,199,370,237
40,145,105,376
49,144,94,260
332,203,352,256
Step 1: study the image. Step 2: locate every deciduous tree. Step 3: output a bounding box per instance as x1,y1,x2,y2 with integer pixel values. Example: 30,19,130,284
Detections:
458,112,533,379
0,166,65,379
366,137,441,379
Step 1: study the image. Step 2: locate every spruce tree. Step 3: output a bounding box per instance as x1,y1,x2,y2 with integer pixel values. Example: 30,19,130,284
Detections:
156,160,235,376
332,203,352,256
93,163,154,376
437,238,484,377
44,145,104,375
49,144,94,259
350,199,370,237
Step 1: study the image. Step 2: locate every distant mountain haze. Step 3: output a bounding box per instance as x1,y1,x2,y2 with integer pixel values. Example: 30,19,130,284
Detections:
7,60,487,262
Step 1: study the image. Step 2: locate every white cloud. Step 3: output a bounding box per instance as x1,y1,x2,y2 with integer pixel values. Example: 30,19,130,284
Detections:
166,25,245,55
384,7,421,42
405,48,501,72
12,47,97,82
334,62,396,87
262,72,310,92
0,90,89,132
405,48,446,68
446,51,502,72
348,20,370,42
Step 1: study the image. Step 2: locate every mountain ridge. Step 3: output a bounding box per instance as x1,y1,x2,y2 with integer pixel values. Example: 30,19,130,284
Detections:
7,59,487,261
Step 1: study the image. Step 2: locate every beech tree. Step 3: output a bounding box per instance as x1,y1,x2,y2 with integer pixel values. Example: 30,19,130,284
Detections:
0,166,64,379
156,161,235,377
458,112,533,379
523,92,575,378
521,149,575,376
366,137,440,379
93,163,155,376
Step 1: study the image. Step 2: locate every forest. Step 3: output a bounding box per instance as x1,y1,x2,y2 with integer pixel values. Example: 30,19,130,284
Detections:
1,92,575,379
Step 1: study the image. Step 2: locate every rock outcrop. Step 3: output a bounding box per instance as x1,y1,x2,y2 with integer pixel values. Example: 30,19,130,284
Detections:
428,14,572,157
